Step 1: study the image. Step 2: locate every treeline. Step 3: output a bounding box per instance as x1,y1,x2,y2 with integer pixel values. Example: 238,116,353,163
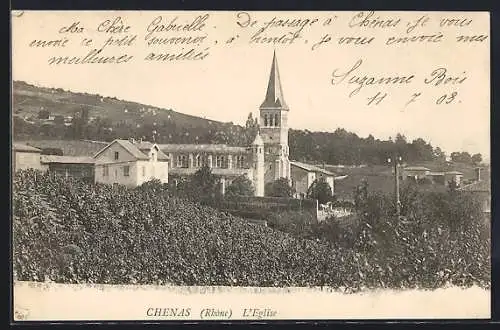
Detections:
289,130,444,165
14,107,481,166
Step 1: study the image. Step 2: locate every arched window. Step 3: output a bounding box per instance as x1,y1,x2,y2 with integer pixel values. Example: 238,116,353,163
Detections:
269,114,274,127
275,114,279,127
264,114,268,127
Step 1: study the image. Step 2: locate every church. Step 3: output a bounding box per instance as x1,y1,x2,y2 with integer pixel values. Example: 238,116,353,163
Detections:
20,52,336,198
156,51,336,197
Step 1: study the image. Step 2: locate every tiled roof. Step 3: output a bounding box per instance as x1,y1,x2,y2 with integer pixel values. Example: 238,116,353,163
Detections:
20,140,107,156
40,155,95,164
98,139,150,160
159,144,247,154
13,143,41,153
170,167,250,176
404,166,430,171
427,171,445,176
445,171,464,175
133,141,169,160
290,161,336,176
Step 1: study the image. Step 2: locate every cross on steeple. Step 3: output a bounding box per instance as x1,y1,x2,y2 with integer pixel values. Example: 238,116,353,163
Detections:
260,50,288,110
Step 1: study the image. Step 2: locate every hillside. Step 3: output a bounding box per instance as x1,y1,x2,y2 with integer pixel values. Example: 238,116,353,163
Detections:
12,81,223,129
12,81,484,166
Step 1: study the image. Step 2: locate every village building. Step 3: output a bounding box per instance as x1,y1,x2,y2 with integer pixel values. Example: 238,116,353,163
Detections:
12,52,336,199
93,139,169,187
158,143,259,195
402,166,431,180
402,166,463,186
459,167,490,225
12,143,44,172
290,161,335,199
40,155,95,183
157,51,335,198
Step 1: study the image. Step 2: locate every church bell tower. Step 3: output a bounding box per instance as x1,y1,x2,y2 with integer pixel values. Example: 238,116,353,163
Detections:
259,51,291,183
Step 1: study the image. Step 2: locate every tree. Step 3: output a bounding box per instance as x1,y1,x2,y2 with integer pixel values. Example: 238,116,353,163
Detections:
354,179,369,210
450,151,472,164
244,112,259,145
471,153,482,165
38,109,50,119
186,165,222,202
307,177,333,204
433,147,446,161
225,175,254,198
265,178,295,198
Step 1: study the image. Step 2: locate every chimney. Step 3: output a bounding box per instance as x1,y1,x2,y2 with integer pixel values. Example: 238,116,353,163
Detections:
475,167,481,182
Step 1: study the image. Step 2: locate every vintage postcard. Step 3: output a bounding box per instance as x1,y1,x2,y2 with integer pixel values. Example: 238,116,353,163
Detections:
11,10,491,321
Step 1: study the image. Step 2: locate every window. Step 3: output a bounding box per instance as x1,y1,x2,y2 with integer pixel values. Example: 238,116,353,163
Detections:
103,165,109,177
114,151,119,160
142,166,146,177
195,154,205,167
123,165,130,177
236,155,245,168
151,151,157,162
216,155,226,168
264,114,268,127
269,114,274,127
177,154,188,168
275,114,279,126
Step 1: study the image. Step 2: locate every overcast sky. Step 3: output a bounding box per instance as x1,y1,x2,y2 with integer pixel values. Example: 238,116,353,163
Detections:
12,11,490,159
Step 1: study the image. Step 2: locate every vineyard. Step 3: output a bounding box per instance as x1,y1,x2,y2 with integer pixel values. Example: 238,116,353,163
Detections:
12,170,490,291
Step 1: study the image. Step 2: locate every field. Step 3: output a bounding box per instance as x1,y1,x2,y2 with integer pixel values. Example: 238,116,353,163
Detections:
13,281,490,320
13,169,490,292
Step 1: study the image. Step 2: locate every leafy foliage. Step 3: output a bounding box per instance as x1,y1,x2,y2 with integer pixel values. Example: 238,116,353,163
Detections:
307,177,333,204
225,175,255,199
12,169,490,291
265,178,295,198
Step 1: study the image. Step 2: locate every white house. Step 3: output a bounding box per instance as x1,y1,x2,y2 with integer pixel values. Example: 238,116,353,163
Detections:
93,139,169,187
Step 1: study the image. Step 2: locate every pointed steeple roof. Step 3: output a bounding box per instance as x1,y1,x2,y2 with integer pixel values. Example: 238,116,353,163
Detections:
260,50,288,110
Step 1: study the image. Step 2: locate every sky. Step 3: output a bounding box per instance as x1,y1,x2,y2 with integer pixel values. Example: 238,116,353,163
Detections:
12,11,490,159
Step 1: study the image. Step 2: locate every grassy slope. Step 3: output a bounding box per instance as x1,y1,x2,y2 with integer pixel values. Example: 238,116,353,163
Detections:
12,80,224,129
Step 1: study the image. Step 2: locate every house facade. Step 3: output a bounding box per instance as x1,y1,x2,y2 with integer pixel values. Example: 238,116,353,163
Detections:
40,155,95,183
93,139,169,187
402,166,463,186
290,161,335,199
12,143,45,172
